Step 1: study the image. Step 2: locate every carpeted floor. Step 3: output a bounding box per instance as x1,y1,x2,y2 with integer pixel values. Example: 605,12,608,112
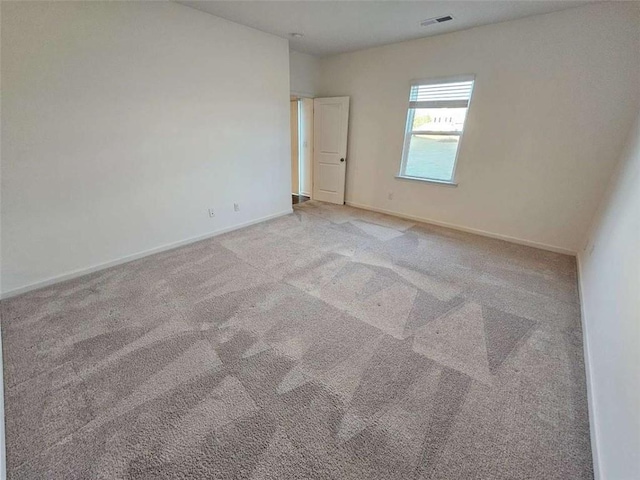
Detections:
1,201,592,479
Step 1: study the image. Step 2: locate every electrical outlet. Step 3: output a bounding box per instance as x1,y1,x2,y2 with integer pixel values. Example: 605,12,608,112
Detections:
208,208,215,218
234,203,240,212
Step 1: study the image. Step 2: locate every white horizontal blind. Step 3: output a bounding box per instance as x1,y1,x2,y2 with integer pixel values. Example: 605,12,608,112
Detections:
409,79,474,109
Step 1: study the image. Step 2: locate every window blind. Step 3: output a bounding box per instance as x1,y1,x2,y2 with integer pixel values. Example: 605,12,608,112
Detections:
409,80,474,109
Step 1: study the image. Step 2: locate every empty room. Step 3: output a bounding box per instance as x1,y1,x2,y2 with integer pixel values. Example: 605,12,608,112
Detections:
1,1,638,479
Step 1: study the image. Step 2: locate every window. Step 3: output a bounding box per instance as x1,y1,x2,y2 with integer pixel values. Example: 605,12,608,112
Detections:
398,76,475,184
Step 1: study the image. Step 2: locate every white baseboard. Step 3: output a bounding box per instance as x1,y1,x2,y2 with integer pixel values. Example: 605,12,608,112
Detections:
0,208,290,477
345,201,576,256
575,253,602,480
0,209,293,300
346,200,599,475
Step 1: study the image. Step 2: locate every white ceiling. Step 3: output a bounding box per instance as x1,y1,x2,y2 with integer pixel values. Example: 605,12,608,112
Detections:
177,1,598,57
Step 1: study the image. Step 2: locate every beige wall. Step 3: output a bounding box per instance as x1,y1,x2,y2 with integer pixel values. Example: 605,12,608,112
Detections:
578,111,640,480
1,1,291,295
318,2,640,253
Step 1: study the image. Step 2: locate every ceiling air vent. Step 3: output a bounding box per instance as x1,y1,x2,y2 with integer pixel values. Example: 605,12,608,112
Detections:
420,15,454,27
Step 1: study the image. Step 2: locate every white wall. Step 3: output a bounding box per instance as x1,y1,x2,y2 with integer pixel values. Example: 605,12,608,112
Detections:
1,1,292,296
578,112,640,480
289,49,321,98
319,2,640,253
289,49,317,197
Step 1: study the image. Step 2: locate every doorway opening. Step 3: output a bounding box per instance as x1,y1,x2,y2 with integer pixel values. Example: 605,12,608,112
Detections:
290,95,313,205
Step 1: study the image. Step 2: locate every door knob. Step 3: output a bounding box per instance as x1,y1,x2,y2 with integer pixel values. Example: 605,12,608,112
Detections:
340,158,345,162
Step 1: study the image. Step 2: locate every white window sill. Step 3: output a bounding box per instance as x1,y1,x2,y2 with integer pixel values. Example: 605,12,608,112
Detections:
394,175,458,187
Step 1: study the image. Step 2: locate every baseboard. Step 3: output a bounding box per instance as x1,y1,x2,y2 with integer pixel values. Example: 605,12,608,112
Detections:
346,199,599,474
575,253,602,480
0,209,293,300
345,201,576,256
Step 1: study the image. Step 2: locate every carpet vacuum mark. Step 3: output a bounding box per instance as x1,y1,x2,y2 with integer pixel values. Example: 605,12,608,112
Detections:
1,201,592,479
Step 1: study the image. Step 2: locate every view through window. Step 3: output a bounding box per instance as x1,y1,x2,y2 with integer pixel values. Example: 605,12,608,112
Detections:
399,77,475,183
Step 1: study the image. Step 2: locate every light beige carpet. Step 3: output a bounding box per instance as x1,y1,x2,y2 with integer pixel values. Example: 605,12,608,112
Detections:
1,201,592,479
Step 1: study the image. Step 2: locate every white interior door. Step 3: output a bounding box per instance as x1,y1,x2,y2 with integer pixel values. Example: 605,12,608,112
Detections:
313,97,349,204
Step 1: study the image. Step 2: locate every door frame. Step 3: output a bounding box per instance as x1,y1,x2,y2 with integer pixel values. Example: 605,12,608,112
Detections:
290,93,315,200
290,98,300,195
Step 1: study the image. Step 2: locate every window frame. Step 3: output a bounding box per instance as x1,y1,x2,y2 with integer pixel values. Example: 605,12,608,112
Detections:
397,74,475,186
